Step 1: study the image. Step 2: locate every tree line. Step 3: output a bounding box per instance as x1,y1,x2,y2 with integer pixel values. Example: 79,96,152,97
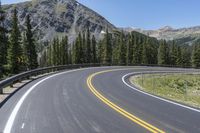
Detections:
40,28,98,66
40,28,200,68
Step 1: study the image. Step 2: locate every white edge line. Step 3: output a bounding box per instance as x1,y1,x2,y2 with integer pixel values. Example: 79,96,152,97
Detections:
3,66,123,133
4,69,80,133
122,72,200,113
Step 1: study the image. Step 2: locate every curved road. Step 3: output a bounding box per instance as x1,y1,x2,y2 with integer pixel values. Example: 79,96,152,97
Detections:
0,66,200,133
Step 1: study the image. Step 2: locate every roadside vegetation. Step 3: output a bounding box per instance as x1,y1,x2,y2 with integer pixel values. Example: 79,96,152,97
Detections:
130,74,200,108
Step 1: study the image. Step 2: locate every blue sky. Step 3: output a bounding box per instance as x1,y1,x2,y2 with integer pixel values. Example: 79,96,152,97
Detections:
2,0,28,4
2,0,200,30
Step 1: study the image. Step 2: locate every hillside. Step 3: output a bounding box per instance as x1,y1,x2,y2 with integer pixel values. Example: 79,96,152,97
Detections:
2,0,116,42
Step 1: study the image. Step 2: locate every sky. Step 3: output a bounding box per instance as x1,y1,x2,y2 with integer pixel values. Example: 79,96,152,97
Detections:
2,0,200,30
2,0,28,4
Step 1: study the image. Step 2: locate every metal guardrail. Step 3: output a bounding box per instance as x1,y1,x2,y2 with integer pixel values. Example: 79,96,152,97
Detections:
0,64,101,94
0,63,198,94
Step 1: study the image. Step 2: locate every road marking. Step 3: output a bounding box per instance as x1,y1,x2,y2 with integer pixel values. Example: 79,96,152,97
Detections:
4,66,122,133
87,69,165,133
122,72,200,113
21,123,25,129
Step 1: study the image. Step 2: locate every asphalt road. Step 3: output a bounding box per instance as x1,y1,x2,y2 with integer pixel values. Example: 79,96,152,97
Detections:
0,66,200,133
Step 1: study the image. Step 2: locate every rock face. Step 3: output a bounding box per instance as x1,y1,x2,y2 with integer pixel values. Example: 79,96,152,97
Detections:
3,0,116,42
123,26,200,45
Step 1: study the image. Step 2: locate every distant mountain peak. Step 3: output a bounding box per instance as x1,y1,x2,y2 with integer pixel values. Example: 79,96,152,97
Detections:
32,0,72,3
158,26,174,31
122,25,200,45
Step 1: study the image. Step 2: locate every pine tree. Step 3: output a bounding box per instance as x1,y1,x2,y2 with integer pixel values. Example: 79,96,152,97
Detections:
60,36,68,65
112,30,120,65
97,40,104,63
22,32,28,69
24,14,38,70
56,38,61,65
73,35,82,64
86,28,92,63
47,42,52,66
82,32,87,63
119,31,126,65
192,44,200,68
158,40,169,65
143,37,154,64
142,41,148,64
170,41,178,66
147,39,156,64
0,1,8,79
176,46,182,66
132,32,140,64
126,34,133,65
91,35,97,63
78,33,84,64
131,33,136,64
103,29,112,64
181,47,191,67
137,35,144,64
7,8,23,74
52,38,57,66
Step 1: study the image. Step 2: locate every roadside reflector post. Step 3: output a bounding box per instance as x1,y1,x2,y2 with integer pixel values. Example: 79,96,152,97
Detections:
184,79,188,101
153,74,155,94
142,73,144,86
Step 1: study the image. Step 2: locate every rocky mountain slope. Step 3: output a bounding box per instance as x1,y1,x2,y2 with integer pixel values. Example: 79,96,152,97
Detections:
2,0,116,42
124,26,200,45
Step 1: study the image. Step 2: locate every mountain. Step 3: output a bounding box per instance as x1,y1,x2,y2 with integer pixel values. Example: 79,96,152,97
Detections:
123,26,200,45
3,0,200,46
2,0,116,43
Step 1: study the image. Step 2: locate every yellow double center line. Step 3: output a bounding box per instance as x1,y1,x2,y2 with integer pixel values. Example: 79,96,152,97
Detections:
87,69,165,133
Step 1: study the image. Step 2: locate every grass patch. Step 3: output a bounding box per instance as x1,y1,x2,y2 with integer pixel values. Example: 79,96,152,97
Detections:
130,73,200,108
